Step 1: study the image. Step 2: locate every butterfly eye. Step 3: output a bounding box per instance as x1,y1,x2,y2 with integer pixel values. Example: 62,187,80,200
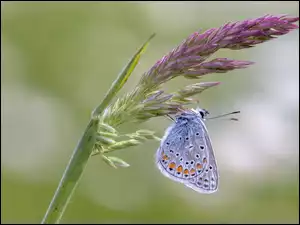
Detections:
199,109,209,118
200,111,204,118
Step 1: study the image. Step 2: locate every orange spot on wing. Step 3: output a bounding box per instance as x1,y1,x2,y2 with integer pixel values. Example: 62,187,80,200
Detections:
168,162,176,169
190,168,196,175
183,169,189,175
196,163,203,169
177,165,183,173
162,155,168,160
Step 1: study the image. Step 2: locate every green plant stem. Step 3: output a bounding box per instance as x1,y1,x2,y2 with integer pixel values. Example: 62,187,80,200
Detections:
41,118,99,224
41,34,155,224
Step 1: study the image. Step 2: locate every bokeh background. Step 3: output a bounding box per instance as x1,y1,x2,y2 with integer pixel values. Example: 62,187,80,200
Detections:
1,1,299,224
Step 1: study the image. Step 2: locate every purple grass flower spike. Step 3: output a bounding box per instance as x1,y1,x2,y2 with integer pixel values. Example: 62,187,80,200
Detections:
141,14,299,87
101,14,298,126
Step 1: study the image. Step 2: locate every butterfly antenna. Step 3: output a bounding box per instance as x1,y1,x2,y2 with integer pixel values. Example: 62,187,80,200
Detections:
165,114,175,121
215,117,239,122
207,111,240,120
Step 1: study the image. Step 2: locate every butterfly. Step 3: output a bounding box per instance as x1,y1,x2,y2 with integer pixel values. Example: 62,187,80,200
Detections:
156,107,233,194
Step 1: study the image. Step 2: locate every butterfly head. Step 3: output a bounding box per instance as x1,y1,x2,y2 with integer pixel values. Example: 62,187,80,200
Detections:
175,107,209,123
193,107,210,120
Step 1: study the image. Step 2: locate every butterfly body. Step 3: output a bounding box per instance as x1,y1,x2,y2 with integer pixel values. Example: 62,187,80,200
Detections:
155,108,219,194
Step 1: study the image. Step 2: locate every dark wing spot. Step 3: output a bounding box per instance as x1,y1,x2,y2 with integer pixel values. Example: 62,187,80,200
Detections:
200,146,204,149
185,137,189,140
170,149,174,153
209,165,213,170
176,153,179,157
189,145,193,149
195,154,200,158
196,132,200,136
166,142,170,145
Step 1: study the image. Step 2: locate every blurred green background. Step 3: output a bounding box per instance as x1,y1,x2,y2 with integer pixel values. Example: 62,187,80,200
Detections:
1,1,299,224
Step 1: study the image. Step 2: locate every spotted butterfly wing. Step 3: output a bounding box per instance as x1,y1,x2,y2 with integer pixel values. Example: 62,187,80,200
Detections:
155,122,195,184
184,119,219,193
155,108,219,194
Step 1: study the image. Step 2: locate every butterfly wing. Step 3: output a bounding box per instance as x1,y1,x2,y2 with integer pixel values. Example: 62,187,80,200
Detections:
155,117,218,193
155,122,189,184
184,119,219,194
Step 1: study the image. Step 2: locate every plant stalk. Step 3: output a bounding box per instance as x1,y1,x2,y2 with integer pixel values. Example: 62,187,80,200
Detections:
41,34,155,224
